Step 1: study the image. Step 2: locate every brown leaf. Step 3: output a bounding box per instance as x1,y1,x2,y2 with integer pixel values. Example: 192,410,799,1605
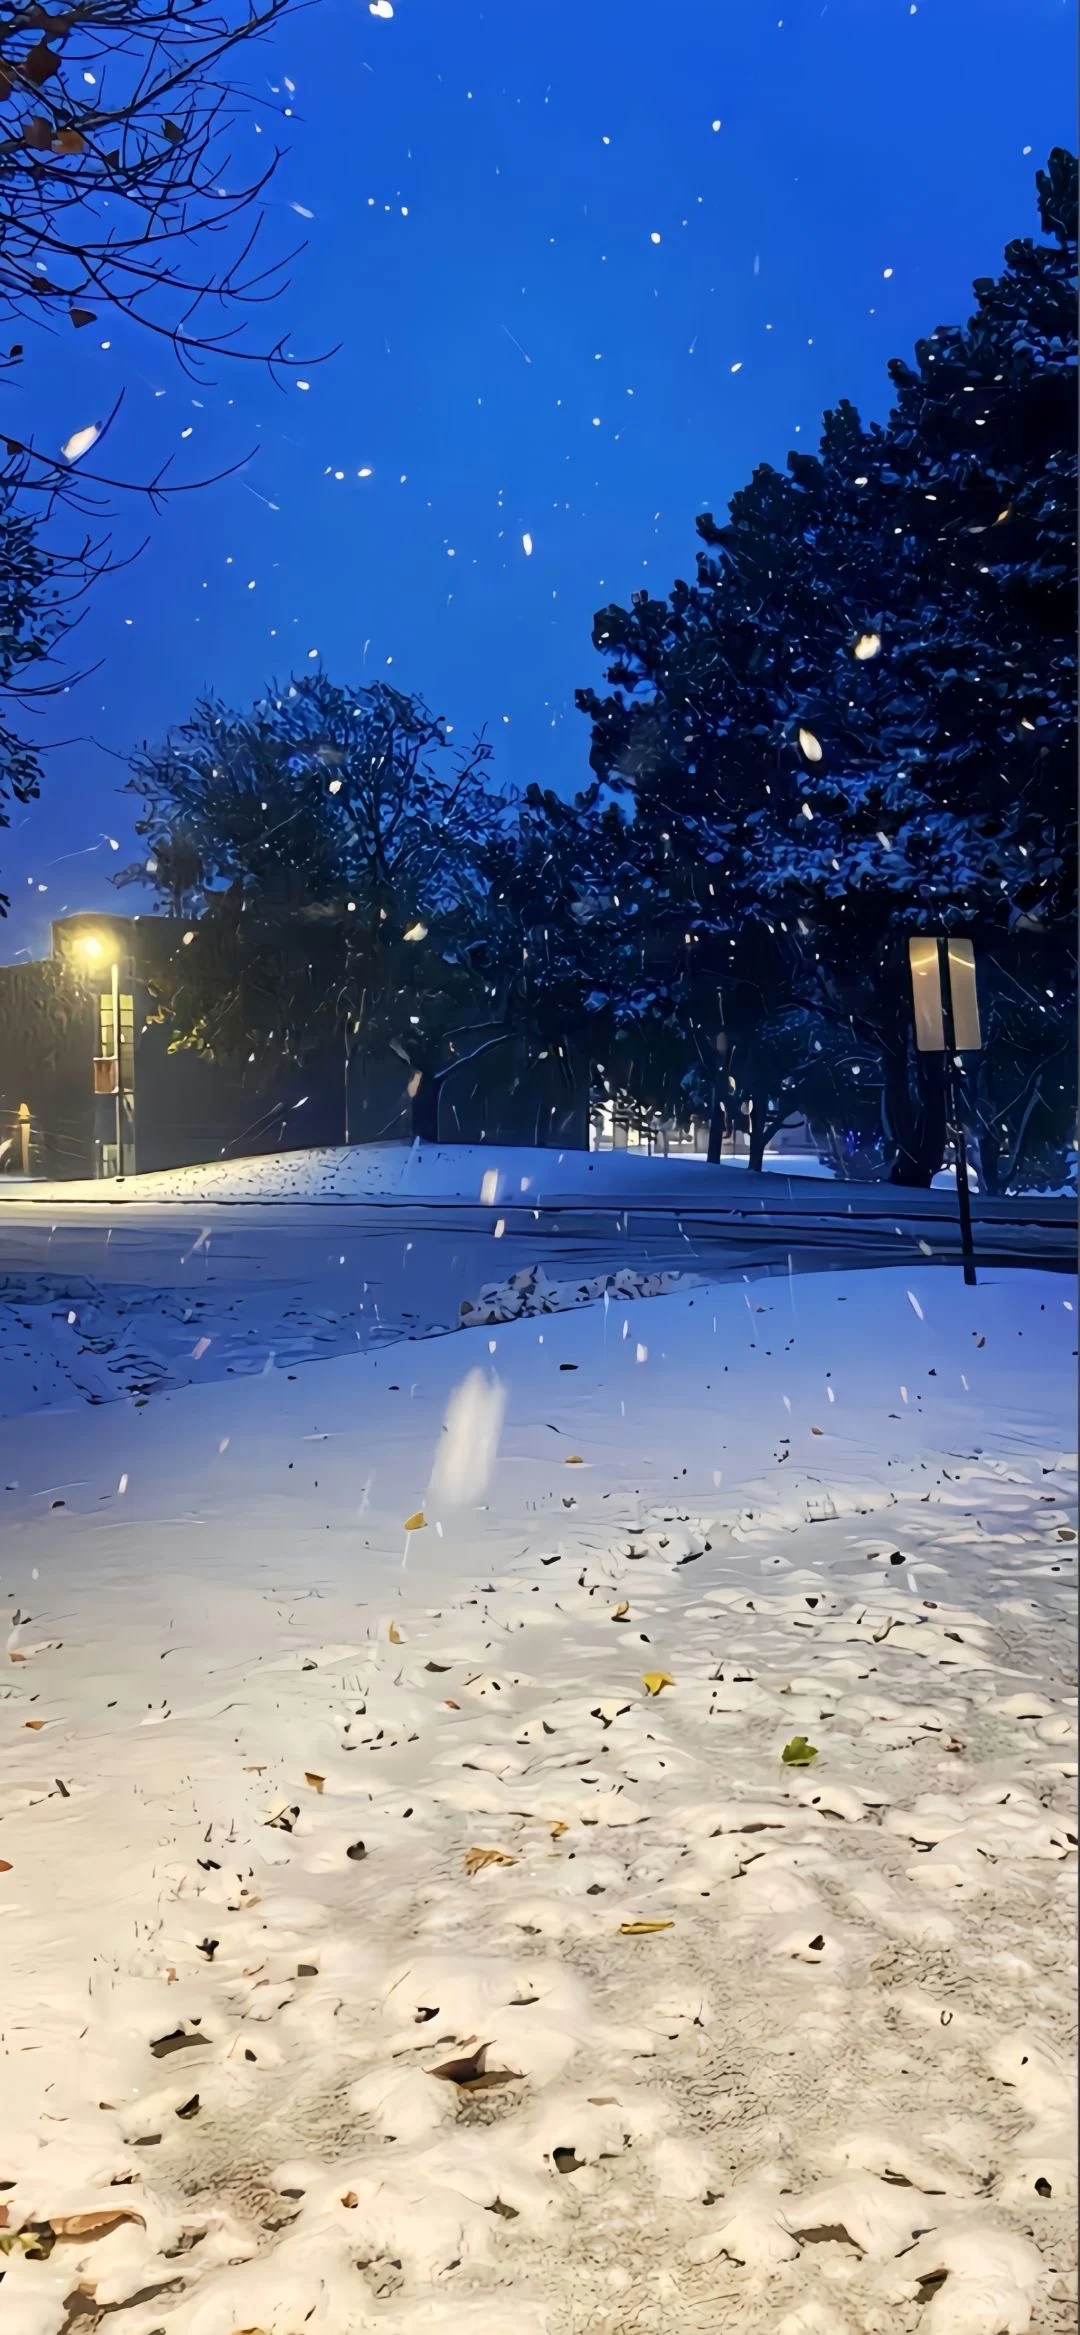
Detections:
69,306,95,327
428,2039,522,2089
23,117,52,149
610,1600,630,1621
564,1456,584,1466
53,129,87,156
548,1819,569,1839
304,1772,325,1794
162,118,184,142
24,1718,46,1730
464,1846,516,1878
388,1621,402,1644
51,2209,147,2240
0,1860,12,1873
23,43,62,84
618,1920,674,1935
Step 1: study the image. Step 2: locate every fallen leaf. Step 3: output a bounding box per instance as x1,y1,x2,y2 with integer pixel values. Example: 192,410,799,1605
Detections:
388,1621,402,1644
175,2094,200,2120
242,1764,266,1774
403,1511,426,1532
565,1456,584,1466
810,1426,824,1436
428,2039,521,2088
641,1672,675,1696
51,2209,147,2240
610,1601,630,1621
53,129,87,156
464,1846,516,1878
0,1860,12,1873
23,1718,45,1730
798,726,823,762
619,1920,675,1935
548,1819,569,1838
340,2191,358,2209
304,1772,325,1794
0,2227,54,2259
781,1735,818,1766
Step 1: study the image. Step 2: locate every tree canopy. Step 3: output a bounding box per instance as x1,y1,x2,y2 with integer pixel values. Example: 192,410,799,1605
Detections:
121,675,513,1138
575,149,1077,1185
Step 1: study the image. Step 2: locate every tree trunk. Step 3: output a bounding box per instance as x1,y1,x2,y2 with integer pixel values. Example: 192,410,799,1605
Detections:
747,1102,767,1175
706,1089,727,1163
882,1043,947,1187
410,1071,440,1142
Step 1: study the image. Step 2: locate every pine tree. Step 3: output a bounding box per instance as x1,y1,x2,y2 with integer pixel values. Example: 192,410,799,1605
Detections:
577,152,1077,1186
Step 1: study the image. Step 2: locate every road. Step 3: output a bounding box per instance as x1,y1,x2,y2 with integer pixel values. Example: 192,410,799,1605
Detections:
0,1180,1073,1409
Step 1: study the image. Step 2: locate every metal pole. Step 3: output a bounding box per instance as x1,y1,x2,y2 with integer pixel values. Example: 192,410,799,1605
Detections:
111,958,125,1183
937,937,976,1287
17,1103,30,1176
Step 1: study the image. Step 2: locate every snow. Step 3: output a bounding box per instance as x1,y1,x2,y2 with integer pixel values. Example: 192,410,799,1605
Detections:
4,1138,1074,1213
0,1262,1075,2334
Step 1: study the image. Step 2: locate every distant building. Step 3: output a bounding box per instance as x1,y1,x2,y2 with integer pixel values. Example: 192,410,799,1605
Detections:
0,913,338,1181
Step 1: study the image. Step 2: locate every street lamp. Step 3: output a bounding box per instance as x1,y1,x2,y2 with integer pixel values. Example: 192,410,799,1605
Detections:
74,930,126,1182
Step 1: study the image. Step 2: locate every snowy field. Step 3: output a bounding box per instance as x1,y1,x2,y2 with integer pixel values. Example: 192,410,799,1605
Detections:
0,1144,1072,1413
0,1259,1076,2335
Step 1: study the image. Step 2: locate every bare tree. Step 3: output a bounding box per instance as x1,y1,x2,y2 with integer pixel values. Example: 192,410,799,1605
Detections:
0,0,324,889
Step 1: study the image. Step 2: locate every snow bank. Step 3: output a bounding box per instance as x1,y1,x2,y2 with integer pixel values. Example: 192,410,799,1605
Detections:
0,1268,1074,2334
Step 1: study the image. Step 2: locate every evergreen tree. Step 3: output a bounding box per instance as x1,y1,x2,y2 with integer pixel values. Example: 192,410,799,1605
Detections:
577,152,1077,1186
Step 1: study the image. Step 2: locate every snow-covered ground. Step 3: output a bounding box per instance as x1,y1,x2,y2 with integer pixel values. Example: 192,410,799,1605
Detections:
5,1140,1073,1209
0,1263,1075,2335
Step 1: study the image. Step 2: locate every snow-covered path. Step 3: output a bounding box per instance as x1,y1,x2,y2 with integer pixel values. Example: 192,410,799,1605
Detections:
0,1268,1075,2335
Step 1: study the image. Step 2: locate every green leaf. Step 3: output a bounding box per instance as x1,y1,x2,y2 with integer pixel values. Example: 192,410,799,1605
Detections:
781,1735,818,1766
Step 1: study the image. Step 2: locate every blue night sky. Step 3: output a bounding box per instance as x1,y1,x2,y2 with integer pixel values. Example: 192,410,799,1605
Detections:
4,0,1074,959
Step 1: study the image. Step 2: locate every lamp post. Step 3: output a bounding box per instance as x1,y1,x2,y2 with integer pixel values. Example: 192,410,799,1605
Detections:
908,935,981,1287
110,954,125,1182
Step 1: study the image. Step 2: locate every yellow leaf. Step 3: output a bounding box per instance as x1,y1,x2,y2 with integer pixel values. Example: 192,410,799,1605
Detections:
564,1455,584,1466
548,1819,569,1838
304,1771,325,1793
464,1846,516,1877
403,1510,426,1532
388,1621,402,1644
610,1600,630,1620
619,1920,674,1935
641,1671,675,1695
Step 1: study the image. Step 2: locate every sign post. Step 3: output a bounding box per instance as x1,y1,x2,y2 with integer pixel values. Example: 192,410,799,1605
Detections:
908,936,980,1287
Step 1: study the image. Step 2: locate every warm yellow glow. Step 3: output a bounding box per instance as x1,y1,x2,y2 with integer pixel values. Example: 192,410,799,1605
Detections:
74,932,106,962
